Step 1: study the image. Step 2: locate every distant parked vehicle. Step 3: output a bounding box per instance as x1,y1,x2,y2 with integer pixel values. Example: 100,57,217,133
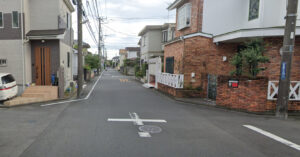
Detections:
0,73,18,101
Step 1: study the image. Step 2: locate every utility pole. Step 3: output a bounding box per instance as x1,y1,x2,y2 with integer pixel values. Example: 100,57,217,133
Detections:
98,18,102,73
276,0,299,118
77,0,84,98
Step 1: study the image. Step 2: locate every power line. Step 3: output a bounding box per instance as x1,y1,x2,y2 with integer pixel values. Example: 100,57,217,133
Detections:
102,24,138,37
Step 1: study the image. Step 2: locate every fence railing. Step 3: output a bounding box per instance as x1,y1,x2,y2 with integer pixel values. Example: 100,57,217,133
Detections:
267,81,300,101
157,73,184,89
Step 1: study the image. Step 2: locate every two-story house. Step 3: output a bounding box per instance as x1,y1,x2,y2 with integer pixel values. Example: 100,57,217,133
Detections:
158,0,300,112
125,47,140,60
138,23,175,86
0,0,74,90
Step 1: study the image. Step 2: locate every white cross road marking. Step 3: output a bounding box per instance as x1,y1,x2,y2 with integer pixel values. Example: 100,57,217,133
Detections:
108,112,167,138
107,119,167,123
244,125,300,151
138,132,151,138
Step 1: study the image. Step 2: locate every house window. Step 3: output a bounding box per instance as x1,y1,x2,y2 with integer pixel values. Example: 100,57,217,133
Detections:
143,36,146,47
0,59,7,67
162,30,168,43
249,0,260,21
166,57,174,74
171,28,175,40
177,3,191,30
67,52,70,68
0,12,3,28
12,11,19,28
67,12,70,29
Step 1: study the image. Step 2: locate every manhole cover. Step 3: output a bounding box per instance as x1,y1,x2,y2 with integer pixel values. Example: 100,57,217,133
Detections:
139,125,162,134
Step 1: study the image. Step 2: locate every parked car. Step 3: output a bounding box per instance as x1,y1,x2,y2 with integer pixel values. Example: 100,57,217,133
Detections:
0,73,18,101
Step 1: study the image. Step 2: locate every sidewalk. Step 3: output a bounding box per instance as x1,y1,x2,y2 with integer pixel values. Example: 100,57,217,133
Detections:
0,75,100,108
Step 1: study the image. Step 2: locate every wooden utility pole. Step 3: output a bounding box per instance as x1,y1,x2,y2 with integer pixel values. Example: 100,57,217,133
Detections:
77,0,84,98
276,0,299,118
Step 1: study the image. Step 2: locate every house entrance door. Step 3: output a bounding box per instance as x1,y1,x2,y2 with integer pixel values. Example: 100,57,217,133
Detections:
35,47,51,85
208,74,217,100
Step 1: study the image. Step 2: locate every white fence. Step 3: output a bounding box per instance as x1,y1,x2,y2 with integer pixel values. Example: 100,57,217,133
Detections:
157,73,184,89
267,81,300,101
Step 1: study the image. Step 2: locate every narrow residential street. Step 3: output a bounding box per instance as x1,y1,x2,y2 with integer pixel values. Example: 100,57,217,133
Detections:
0,69,298,157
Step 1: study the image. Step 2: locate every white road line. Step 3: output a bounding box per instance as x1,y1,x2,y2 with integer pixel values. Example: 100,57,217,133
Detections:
244,125,300,151
41,72,103,107
85,72,103,99
107,118,167,123
138,132,151,138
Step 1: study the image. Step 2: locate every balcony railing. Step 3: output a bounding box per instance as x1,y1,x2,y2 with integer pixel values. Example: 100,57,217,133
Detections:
157,73,184,89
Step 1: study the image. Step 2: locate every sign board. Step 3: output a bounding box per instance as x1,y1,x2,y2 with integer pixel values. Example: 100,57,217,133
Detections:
281,62,286,80
229,80,239,88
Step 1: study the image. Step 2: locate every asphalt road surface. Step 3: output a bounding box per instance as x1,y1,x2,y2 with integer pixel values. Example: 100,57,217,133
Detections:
0,69,299,157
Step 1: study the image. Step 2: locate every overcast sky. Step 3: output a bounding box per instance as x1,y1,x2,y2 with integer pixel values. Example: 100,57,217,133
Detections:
72,0,176,60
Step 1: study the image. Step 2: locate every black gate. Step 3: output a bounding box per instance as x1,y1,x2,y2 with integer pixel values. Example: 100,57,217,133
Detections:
208,75,217,100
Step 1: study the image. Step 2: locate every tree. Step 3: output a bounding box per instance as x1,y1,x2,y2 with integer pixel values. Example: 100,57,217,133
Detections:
85,54,100,70
231,39,269,78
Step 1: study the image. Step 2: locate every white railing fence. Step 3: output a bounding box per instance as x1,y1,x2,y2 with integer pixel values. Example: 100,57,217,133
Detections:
157,73,184,89
268,81,300,101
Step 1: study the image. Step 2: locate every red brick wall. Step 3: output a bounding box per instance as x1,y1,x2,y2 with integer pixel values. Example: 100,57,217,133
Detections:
175,0,203,38
164,41,184,74
260,37,300,81
182,36,238,88
217,76,300,112
157,83,202,98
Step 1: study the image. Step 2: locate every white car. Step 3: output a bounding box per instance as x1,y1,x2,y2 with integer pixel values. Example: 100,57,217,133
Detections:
0,73,18,101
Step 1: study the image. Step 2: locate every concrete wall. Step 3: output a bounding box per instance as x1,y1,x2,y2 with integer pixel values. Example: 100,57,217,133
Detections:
202,0,300,36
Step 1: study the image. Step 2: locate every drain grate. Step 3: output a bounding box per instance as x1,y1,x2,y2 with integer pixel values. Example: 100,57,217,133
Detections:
139,125,162,134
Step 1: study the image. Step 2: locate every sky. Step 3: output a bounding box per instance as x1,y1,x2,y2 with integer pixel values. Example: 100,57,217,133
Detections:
72,0,176,60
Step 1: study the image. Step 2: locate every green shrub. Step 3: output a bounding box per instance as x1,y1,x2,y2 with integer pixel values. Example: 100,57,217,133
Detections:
230,39,269,78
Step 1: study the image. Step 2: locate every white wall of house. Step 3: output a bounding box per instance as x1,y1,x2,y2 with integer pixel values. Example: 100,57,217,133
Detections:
202,0,300,36
0,0,21,12
60,41,73,89
140,30,163,62
29,0,59,30
141,33,149,62
72,50,78,76
119,54,126,66
127,51,138,59
0,41,22,80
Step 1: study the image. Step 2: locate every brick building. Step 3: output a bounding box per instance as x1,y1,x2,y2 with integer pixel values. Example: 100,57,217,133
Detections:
158,0,300,112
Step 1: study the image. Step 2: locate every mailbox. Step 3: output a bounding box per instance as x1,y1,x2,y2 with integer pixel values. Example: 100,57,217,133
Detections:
229,80,239,88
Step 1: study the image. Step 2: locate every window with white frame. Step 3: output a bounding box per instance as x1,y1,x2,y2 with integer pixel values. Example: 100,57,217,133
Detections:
162,30,168,43
12,11,19,28
0,59,7,67
177,3,191,30
0,12,3,28
249,0,260,21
